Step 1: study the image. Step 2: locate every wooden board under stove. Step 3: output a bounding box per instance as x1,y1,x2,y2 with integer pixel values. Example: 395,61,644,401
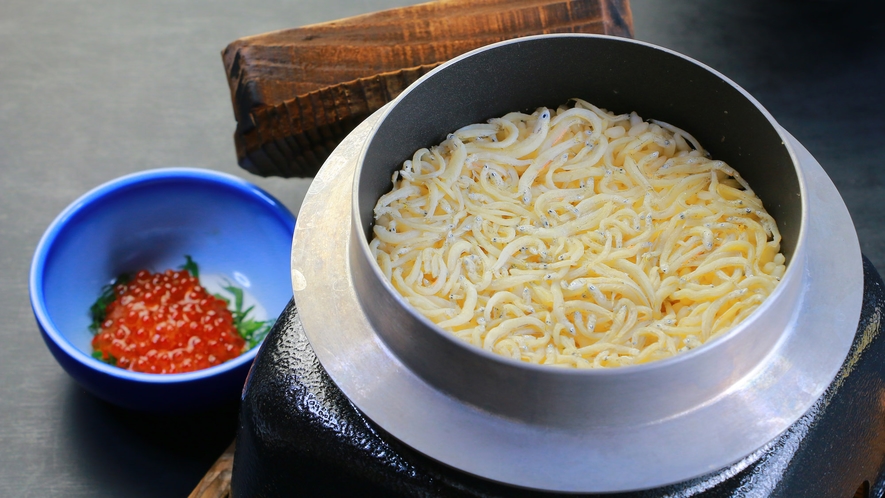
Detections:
221,0,634,178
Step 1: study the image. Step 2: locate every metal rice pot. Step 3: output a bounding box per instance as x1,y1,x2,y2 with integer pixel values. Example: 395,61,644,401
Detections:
286,35,863,493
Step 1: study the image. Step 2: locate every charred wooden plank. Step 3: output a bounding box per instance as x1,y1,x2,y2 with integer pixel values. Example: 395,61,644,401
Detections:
222,0,634,178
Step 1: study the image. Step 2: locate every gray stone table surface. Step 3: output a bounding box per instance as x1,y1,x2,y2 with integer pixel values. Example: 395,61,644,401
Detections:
0,0,882,496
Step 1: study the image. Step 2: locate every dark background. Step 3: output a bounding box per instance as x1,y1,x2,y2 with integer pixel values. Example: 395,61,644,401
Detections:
0,0,882,495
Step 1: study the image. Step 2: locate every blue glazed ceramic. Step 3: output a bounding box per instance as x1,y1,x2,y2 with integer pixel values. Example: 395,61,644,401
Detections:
29,168,295,413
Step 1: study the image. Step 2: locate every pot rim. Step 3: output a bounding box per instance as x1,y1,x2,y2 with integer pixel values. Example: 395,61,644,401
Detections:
352,32,807,375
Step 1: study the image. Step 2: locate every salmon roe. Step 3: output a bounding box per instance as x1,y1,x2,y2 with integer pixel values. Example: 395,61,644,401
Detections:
91,269,245,374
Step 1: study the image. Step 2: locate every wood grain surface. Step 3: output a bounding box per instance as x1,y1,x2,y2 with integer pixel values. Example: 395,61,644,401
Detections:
189,440,235,498
222,0,634,177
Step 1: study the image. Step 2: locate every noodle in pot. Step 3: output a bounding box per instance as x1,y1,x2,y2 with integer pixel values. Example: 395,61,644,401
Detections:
370,99,786,368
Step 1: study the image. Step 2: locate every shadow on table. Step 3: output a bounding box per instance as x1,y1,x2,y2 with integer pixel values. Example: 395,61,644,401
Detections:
61,382,238,497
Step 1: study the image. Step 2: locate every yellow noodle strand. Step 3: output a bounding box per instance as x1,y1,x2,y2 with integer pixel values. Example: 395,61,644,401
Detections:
371,101,785,368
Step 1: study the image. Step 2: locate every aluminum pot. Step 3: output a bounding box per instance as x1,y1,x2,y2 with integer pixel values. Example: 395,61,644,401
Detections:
292,34,862,492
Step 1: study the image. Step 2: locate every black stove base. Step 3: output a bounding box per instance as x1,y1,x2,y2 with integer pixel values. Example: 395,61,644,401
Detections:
231,256,885,497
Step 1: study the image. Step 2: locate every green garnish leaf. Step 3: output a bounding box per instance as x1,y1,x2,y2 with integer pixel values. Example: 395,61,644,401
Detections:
239,318,274,350
180,254,199,278
219,281,274,350
91,350,117,366
222,284,244,314
88,273,131,333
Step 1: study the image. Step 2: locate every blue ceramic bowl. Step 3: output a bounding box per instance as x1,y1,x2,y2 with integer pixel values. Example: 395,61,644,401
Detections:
29,168,296,413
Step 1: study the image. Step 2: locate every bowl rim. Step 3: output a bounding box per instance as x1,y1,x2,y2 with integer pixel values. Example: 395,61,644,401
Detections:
29,166,295,384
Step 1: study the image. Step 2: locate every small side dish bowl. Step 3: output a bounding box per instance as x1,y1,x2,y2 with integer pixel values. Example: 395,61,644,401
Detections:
29,167,296,413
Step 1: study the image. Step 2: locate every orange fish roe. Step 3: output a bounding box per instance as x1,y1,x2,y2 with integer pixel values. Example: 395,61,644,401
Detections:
91,268,245,374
